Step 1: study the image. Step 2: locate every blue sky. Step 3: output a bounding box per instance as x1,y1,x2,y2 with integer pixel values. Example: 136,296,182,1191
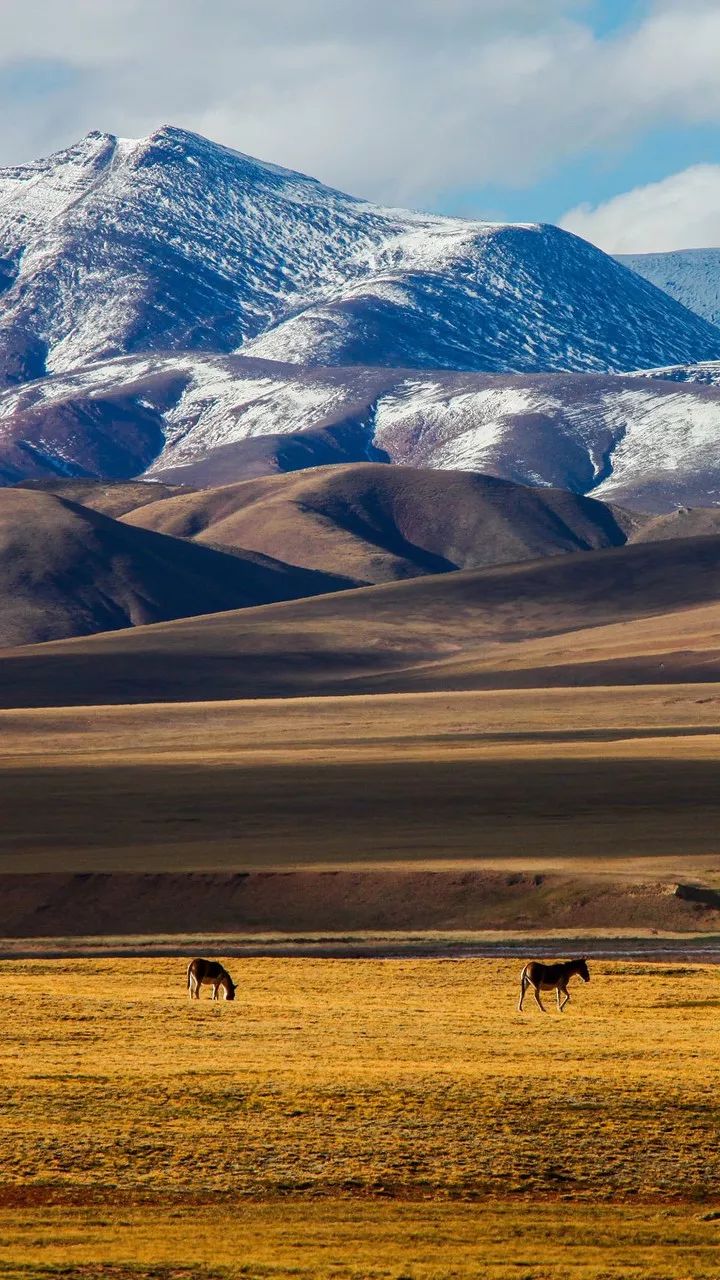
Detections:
451,0,720,230
0,0,718,252
438,120,720,228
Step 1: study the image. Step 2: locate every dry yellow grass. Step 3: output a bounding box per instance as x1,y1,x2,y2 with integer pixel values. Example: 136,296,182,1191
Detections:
2,685,720,764
1,1201,720,1279
1,957,720,1277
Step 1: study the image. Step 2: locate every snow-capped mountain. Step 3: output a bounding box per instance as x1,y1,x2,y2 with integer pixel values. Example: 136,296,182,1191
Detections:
3,351,720,511
1,126,720,390
618,250,720,329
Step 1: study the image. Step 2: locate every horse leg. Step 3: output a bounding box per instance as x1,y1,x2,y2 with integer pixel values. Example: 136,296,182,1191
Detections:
532,984,547,1013
212,983,219,1001
518,974,529,1012
559,986,571,1011
556,985,563,1012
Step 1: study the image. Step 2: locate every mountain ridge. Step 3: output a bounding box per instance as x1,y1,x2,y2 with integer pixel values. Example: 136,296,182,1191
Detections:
1,125,719,393
3,353,720,511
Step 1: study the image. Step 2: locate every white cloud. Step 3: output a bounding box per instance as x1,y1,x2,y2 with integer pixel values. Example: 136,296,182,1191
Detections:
560,165,720,253
0,1,718,208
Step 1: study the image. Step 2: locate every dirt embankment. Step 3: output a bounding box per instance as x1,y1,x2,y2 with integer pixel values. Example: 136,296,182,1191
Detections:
2,870,719,938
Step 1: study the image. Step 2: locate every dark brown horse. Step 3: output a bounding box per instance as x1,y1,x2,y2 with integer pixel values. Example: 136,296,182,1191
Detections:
518,957,590,1013
187,958,236,1001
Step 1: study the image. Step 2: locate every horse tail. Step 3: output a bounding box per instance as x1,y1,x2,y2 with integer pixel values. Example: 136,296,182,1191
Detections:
186,960,195,992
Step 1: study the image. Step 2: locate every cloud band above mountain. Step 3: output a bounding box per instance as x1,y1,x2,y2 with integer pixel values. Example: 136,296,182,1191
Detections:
561,165,720,254
0,1,720,212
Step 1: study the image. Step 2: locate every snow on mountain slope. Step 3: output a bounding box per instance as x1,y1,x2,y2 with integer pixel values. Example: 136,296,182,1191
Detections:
618,250,720,329
0,352,355,481
578,387,720,510
0,127,388,380
0,126,719,387
3,352,720,511
367,373,720,511
631,360,720,387
241,224,720,374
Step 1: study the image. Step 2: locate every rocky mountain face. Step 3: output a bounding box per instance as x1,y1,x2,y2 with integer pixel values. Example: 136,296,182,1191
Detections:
1,126,720,514
1,126,719,392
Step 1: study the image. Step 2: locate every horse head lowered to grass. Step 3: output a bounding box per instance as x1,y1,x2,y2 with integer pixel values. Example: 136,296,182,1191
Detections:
186,958,236,1001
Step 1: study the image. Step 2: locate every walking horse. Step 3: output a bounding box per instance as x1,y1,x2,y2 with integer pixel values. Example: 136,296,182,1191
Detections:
518,957,590,1013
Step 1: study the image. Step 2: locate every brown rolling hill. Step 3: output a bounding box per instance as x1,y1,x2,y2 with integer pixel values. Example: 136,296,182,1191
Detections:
2,532,720,706
630,505,720,544
123,463,637,584
0,488,352,647
14,477,192,517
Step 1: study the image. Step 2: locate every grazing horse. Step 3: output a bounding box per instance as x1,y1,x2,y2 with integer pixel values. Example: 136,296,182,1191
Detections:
187,958,236,1001
518,957,590,1013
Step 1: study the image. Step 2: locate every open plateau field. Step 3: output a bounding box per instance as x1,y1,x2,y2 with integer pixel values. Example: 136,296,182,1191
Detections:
0,684,720,934
0,956,719,1278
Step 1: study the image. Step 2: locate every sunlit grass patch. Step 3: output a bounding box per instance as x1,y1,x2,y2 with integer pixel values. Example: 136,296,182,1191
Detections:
1,958,720,1275
1,1202,720,1279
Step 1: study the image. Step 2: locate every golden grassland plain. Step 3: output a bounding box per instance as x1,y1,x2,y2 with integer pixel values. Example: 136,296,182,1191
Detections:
2,685,720,875
0,957,719,1278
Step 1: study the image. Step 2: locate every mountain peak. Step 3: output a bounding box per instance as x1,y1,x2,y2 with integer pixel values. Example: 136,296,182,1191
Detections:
92,123,333,190
0,128,718,391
